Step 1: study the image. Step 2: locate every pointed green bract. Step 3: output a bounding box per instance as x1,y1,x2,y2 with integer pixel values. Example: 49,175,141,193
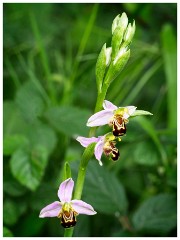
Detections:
111,26,124,59
105,49,130,85
96,43,107,93
123,21,136,45
63,162,72,181
131,110,153,117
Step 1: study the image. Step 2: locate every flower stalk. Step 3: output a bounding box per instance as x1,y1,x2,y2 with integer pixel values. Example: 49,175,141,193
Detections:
64,13,137,236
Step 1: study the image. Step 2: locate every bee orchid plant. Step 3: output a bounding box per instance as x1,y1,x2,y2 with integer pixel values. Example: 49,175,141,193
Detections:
39,12,152,237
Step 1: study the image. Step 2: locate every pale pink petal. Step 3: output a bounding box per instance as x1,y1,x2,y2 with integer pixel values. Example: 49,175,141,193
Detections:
126,106,137,115
71,200,97,215
103,100,117,111
76,136,99,148
39,201,61,218
58,178,74,202
94,137,104,165
123,106,137,119
87,110,113,127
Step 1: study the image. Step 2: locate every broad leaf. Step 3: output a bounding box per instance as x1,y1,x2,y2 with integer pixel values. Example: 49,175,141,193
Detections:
3,177,27,197
3,227,13,237
133,117,167,165
74,215,90,237
132,193,177,235
10,146,48,191
3,101,27,136
72,161,128,215
15,81,45,123
133,141,159,166
3,134,29,156
30,182,58,211
15,212,45,236
45,106,90,137
3,200,19,226
26,121,57,155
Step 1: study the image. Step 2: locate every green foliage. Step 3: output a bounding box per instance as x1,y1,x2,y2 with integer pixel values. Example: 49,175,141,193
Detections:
72,161,128,215
3,200,20,226
161,24,177,129
10,146,49,191
9,122,57,190
3,227,14,237
45,106,90,137
16,212,46,236
132,194,177,235
3,101,27,135
15,81,46,123
3,3,177,237
3,134,28,156
4,176,27,197
133,141,160,166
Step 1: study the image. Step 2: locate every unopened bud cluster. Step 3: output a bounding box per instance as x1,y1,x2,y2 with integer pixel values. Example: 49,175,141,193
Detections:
96,12,136,92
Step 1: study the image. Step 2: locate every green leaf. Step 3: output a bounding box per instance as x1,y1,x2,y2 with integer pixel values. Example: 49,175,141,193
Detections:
132,193,177,235
96,43,107,93
133,141,159,166
44,106,90,137
74,215,90,237
26,122,57,155
72,161,128,215
3,200,19,226
8,122,57,190
15,212,45,236
3,134,29,156
3,101,27,136
3,179,27,197
30,182,57,211
161,24,177,129
166,167,177,188
133,117,167,166
10,146,49,191
3,227,13,237
15,81,45,123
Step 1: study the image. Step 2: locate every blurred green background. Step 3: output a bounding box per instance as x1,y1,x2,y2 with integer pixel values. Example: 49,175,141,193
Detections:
3,3,177,237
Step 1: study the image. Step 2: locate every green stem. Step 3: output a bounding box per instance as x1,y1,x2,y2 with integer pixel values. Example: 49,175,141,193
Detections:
63,84,107,238
95,83,109,112
89,83,109,137
64,228,74,237
73,85,109,200
74,165,87,200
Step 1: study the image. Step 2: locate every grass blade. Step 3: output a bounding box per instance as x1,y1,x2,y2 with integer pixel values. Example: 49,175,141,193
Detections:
161,24,177,129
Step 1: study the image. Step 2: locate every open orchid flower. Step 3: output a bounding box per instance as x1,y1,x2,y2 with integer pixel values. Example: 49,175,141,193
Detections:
87,100,152,136
39,178,96,228
76,133,120,166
